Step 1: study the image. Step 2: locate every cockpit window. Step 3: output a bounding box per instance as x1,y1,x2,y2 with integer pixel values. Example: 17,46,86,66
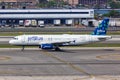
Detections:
13,37,18,40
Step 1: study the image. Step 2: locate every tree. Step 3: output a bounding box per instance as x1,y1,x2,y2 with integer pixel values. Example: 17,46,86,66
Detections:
37,0,57,8
47,0,57,7
102,10,120,18
109,1,120,9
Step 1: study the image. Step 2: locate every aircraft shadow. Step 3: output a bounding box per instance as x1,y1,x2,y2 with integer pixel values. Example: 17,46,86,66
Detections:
43,49,76,53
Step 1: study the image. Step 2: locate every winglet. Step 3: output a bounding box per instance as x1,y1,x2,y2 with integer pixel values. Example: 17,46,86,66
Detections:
92,18,109,35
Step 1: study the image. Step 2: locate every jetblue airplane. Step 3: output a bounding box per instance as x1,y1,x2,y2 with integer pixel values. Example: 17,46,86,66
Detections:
9,18,112,51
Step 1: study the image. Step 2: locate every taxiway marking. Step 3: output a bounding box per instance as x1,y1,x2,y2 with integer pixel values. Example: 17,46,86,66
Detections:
41,50,95,80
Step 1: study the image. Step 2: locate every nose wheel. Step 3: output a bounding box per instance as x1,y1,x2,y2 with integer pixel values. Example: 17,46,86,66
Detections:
21,46,25,51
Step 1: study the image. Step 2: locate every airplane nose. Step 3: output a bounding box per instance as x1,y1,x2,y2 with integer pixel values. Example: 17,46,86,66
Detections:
9,40,14,44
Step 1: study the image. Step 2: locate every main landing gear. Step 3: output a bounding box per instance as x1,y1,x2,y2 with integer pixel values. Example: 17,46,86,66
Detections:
55,46,61,51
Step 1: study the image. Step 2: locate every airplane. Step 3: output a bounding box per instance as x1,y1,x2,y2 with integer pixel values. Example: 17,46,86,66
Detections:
9,18,112,51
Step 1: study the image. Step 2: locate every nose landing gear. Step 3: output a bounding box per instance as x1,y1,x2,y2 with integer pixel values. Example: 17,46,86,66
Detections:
21,46,25,51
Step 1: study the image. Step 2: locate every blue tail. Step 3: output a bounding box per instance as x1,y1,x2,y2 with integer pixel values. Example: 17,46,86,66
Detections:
92,18,109,35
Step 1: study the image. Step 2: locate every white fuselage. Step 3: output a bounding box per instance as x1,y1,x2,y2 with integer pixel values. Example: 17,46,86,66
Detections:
9,34,112,46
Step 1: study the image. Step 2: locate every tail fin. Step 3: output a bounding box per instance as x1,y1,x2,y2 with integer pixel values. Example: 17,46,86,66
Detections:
92,18,109,35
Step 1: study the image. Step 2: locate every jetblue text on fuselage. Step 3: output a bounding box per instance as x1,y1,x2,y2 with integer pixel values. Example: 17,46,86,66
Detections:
28,36,43,41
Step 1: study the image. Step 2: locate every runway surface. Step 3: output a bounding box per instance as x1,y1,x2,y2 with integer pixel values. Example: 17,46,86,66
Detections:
0,48,119,76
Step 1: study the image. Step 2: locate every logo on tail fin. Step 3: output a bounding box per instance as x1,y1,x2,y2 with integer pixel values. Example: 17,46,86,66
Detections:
92,18,109,35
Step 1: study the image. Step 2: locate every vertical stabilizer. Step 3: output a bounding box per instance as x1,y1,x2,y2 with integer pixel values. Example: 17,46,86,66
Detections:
92,18,109,35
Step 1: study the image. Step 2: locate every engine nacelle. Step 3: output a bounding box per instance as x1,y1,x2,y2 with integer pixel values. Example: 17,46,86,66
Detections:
40,44,54,49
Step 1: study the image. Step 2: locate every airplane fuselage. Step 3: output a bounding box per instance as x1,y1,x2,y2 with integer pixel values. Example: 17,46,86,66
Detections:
9,34,111,46
9,18,112,51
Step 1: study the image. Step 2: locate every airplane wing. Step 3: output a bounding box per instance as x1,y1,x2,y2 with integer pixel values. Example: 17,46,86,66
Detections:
98,37,107,41
40,40,74,45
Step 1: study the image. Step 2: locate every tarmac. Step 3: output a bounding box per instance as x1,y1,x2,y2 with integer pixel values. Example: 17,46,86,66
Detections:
0,47,119,80
0,76,119,80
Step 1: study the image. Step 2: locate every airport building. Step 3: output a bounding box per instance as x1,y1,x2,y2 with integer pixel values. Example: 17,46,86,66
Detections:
79,0,108,8
0,9,94,27
0,0,38,9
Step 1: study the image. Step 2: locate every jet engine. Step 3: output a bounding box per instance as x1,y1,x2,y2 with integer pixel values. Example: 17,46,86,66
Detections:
40,44,54,49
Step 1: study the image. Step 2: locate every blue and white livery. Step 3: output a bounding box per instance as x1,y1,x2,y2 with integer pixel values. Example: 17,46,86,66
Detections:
9,18,112,51
92,18,109,35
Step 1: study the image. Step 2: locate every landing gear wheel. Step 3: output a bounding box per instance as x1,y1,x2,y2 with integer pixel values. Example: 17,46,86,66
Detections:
55,47,61,51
